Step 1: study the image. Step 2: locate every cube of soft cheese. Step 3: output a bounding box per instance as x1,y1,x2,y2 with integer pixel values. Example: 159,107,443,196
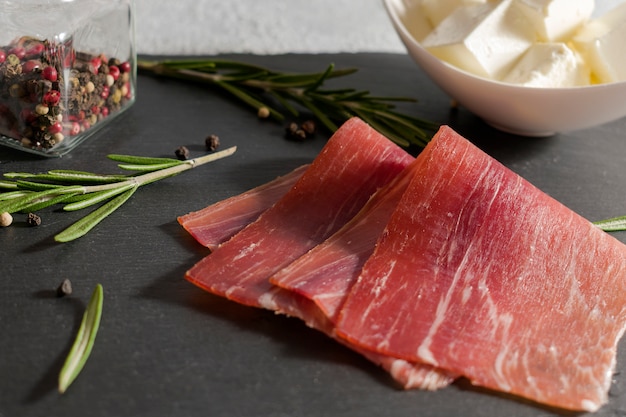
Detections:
502,42,590,87
572,2,626,84
421,0,490,28
513,0,594,42
400,0,434,42
421,0,534,79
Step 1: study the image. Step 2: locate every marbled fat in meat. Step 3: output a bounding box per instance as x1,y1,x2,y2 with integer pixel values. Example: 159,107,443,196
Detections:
178,164,309,250
185,117,414,308
335,125,626,411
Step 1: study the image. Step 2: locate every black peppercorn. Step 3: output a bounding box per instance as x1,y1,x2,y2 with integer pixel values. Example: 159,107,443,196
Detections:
205,134,220,151
26,212,41,226
56,278,73,297
301,120,316,136
175,146,190,160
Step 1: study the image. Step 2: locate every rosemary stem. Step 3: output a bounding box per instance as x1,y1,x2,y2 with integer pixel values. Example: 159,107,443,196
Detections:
82,146,237,194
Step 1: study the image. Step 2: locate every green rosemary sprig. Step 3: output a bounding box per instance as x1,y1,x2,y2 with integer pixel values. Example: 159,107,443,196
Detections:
0,146,236,242
58,283,103,394
138,59,437,148
594,216,626,232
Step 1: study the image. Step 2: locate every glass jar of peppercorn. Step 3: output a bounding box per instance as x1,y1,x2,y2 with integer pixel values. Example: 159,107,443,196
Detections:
0,0,136,156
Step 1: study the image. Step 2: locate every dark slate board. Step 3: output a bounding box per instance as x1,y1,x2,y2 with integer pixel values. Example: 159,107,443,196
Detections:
2,53,626,417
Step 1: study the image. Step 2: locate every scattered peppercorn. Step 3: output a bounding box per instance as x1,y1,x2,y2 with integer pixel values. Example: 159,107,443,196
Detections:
285,121,307,141
205,134,220,152
301,119,316,136
175,146,190,160
257,106,270,119
0,211,12,227
26,212,41,227
56,278,73,297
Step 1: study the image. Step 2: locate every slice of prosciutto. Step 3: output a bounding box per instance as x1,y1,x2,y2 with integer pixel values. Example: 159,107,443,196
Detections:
266,155,456,390
335,125,626,411
178,164,308,250
185,117,414,308
183,118,455,390
269,155,418,323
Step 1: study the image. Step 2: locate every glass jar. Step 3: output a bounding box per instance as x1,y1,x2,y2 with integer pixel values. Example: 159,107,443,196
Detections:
0,0,136,157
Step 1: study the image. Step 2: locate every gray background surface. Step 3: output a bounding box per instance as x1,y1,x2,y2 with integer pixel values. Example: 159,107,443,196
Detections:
2,52,626,417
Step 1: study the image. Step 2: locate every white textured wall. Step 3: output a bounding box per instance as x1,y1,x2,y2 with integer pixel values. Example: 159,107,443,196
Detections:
134,0,624,56
134,0,403,55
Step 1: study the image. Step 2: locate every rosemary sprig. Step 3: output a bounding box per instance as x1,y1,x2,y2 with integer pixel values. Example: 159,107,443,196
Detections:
0,146,236,242
58,283,103,394
138,59,437,148
594,216,626,232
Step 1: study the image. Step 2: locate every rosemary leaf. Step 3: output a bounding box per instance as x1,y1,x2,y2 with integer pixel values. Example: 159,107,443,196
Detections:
107,154,182,165
48,170,129,184
0,186,84,214
0,190,31,202
20,192,81,213
15,180,65,191
0,180,18,190
115,162,182,172
54,186,138,242
5,171,126,184
63,183,137,212
58,284,103,394
594,216,626,232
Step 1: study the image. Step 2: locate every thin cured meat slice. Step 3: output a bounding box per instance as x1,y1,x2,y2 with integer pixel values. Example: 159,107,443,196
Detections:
267,156,456,390
185,117,414,308
183,118,455,390
178,164,308,250
335,125,626,411
265,286,454,390
269,155,419,323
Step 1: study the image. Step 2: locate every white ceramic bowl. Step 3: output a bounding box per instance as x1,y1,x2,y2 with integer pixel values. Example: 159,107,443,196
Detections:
383,0,626,136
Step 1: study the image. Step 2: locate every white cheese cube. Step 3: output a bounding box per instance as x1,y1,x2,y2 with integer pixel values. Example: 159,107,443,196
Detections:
572,2,626,84
513,0,594,42
421,0,490,28
502,42,590,87
399,0,434,43
422,0,534,79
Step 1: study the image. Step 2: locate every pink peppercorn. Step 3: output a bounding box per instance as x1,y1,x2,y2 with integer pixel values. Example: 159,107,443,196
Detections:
43,90,61,106
101,106,109,117
9,47,25,59
69,122,80,136
108,65,120,80
42,66,58,82
22,60,41,73
0,50,6,64
100,86,110,99
25,43,44,57
90,57,101,75
119,61,131,73
48,121,63,134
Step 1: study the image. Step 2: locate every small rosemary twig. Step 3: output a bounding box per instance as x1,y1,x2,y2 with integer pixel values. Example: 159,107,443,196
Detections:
0,146,236,242
58,283,103,394
138,59,437,148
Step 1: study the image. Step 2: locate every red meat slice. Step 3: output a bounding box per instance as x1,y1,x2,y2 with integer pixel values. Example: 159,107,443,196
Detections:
335,125,626,411
185,117,414,308
265,156,457,390
264,286,455,390
269,155,419,323
178,164,308,250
